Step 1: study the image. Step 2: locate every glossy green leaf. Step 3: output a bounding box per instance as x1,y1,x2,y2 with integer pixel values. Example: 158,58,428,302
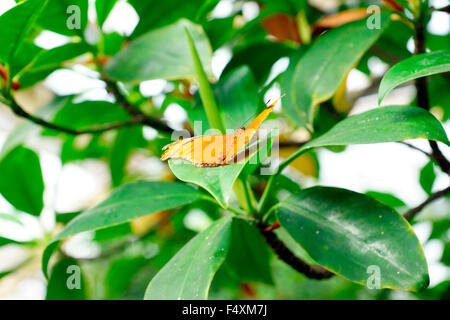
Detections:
216,66,260,130
105,19,214,83
101,32,126,56
37,0,89,37
128,0,218,38
365,191,406,209
42,181,205,278
188,65,259,134
203,16,235,50
276,186,429,291
0,236,22,246
0,146,44,216
284,13,390,127
0,0,47,66
46,258,86,300
53,181,202,238
223,41,294,85
299,106,450,152
429,75,450,122
105,256,148,299
60,134,109,164
16,42,90,88
419,161,436,196
375,20,413,62
95,0,117,27
10,42,43,78
50,100,130,131
144,216,232,300
222,217,273,284
168,130,277,208
186,26,225,133
379,51,450,104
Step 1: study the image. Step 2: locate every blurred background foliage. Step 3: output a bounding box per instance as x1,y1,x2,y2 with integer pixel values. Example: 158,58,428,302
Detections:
0,0,449,300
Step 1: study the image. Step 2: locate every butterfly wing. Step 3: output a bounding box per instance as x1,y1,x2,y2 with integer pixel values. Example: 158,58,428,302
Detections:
161,135,234,167
224,100,277,163
161,97,281,166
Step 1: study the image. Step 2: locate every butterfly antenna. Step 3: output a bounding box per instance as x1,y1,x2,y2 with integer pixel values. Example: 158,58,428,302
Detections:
223,112,238,129
238,95,286,128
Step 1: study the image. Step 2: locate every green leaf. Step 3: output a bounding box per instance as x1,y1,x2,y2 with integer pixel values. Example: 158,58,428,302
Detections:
168,161,244,209
429,75,450,122
50,100,130,131
374,20,413,62
300,106,450,151
109,127,144,186
105,19,214,83
168,130,277,208
216,66,260,130
128,0,218,38
223,41,294,85
185,26,224,133
46,258,86,300
144,216,232,300
203,16,235,50
0,236,22,246
37,0,89,37
95,0,117,27
222,217,273,284
419,161,436,196
379,51,450,104
0,0,47,66
0,146,44,216
105,255,148,299
101,32,126,56
60,134,109,163
284,13,390,127
365,191,406,209
188,65,259,133
10,42,43,78
42,181,205,278
16,42,90,88
276,186,429,291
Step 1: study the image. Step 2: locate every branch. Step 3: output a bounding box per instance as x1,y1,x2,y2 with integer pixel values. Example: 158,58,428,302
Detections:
103,79,172,134
413,11,450,175
1,90,172,136
258,222,334,280
404,185,450,221
3,97,151,135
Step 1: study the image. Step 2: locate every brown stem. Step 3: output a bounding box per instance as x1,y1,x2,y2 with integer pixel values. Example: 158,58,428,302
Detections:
413,11,450,175
3,92,172,136
104,79,172,134
404,185,450,221
5,98,148,135
258,222,334,279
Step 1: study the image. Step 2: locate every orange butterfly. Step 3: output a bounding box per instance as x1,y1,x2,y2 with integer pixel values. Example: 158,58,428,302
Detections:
160,97,282,167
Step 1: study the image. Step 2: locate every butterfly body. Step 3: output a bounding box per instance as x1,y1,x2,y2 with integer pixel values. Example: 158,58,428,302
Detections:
161,97,281,167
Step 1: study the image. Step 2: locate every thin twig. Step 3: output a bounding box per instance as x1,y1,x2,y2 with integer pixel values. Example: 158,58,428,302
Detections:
404,185,450,221
397,141,433,158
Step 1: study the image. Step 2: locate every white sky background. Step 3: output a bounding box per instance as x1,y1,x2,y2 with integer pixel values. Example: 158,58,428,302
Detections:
0,0,449,299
